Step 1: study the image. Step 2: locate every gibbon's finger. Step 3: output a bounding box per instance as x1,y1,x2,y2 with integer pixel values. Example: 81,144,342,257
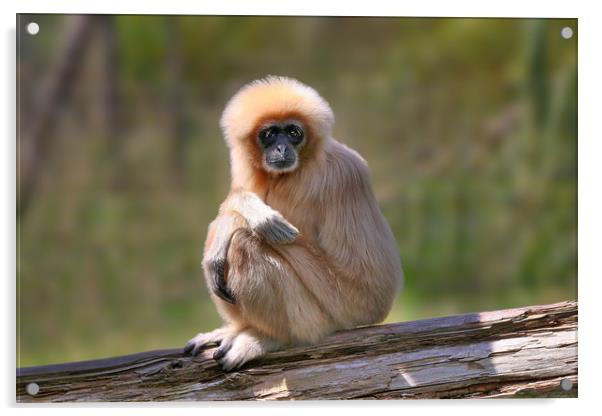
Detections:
208,258,236,304
255,216,299,244
213,277,235,304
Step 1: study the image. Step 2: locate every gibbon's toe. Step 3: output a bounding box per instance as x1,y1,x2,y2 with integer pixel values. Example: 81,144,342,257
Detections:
184,334,207,357
214,332,272,372
212,343,232,360
216,353,242,372
184,332,215,356
186,326,240,358
183,341,195,355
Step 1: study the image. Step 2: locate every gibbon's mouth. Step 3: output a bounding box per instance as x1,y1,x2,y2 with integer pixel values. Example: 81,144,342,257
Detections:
272,159,293,168
264,157,298,173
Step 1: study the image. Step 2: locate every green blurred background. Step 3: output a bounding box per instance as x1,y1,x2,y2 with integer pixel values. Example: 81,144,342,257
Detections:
17,15,577,366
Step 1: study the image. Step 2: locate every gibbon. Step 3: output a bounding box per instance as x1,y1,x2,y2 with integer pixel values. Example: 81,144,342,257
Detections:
184,76,403,371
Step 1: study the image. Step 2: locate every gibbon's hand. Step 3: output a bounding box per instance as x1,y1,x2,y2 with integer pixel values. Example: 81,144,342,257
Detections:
205,255,235,304
203,216,238,304
253,213,299,245
225,190,299,245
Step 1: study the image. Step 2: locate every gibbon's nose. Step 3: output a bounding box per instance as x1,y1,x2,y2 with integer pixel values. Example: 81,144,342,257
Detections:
276,143,287,156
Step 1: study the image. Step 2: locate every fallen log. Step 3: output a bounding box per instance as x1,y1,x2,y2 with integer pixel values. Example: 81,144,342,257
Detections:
16,300,577,401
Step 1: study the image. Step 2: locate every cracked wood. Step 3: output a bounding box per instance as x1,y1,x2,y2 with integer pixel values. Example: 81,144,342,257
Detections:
16,300,577,401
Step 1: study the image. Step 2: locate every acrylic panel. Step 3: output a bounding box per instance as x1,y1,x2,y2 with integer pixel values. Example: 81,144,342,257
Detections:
16,14,577,401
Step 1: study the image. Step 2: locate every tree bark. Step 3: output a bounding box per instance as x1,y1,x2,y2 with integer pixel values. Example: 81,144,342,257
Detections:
16,301,577,401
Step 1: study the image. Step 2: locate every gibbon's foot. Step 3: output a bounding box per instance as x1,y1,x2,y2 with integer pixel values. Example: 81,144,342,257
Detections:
254,215,299,245
213,330,279,372
184,327,237,357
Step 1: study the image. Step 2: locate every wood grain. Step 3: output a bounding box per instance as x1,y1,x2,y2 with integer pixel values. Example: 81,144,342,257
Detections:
16,301,577,401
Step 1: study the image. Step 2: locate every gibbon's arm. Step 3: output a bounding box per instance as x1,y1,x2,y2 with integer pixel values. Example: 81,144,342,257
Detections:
314,144,403,306
220,190,299,245
203,190,298,304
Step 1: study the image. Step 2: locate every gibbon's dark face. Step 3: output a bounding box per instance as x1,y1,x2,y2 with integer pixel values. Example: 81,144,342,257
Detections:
257,121,305,173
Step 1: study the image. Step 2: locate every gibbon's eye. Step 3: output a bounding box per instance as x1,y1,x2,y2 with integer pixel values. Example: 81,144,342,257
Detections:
267,127,279,138
259,127,278,146
286,125,304,145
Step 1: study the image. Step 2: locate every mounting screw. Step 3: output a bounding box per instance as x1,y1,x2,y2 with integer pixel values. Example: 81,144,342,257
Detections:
26,22,40,36
26,382,40,396
561,27,573,39
560,378,573,391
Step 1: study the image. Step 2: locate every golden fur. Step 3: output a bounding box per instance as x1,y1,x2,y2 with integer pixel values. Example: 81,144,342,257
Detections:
185,76,403,371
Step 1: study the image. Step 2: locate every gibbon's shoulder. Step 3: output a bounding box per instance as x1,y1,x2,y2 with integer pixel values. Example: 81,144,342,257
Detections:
327,139,369,169
323,139,371,189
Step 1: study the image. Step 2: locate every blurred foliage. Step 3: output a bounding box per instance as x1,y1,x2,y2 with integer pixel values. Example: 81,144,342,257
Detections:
17,16,577,366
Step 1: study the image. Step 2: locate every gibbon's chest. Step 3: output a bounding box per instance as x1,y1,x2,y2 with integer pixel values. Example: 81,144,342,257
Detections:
265,183,322,244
